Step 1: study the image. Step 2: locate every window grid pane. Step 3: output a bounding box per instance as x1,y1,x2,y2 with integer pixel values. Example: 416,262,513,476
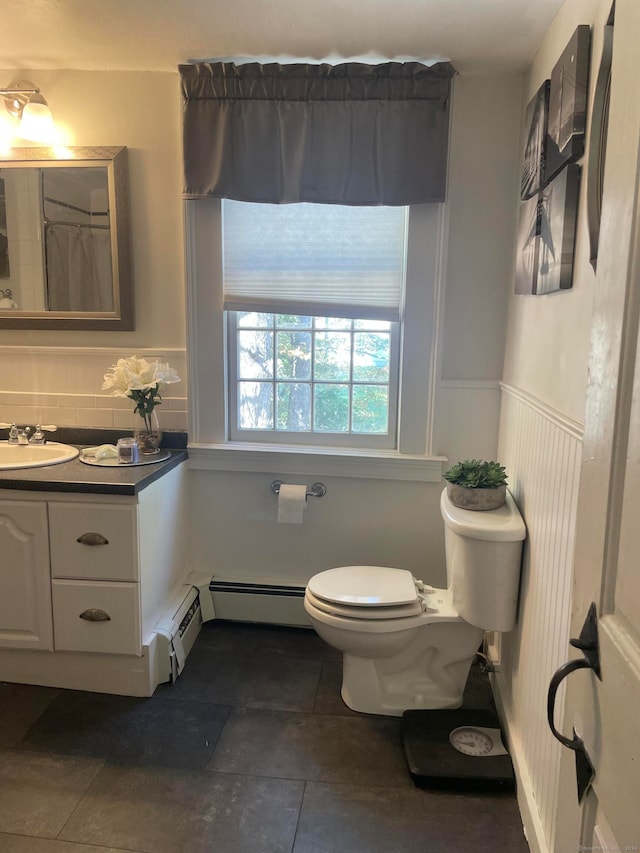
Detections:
233,312,395,437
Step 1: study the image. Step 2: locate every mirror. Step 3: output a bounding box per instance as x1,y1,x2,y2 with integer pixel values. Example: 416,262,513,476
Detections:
0,146,133,329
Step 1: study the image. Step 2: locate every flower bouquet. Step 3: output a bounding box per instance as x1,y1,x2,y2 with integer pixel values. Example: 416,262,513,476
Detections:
102,355,181,454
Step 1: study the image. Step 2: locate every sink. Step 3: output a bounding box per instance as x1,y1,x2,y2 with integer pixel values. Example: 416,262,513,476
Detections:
0,441,79,470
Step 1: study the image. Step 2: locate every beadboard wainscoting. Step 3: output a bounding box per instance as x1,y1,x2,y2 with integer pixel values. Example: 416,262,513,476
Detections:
0,347,188,432
494,382,583,853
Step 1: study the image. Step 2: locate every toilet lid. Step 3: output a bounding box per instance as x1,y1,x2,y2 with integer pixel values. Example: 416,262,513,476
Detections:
308,566,419,607
305,587,424,620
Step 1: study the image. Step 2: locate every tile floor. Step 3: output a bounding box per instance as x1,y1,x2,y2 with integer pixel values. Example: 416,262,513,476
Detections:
0,621,529,853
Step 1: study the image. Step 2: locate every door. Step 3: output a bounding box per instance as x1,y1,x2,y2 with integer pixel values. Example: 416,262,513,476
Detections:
0,500,53,651
553,0,640,849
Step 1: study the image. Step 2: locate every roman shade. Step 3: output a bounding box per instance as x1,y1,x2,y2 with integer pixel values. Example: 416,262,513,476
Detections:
180,60,455,205
222,201,407,321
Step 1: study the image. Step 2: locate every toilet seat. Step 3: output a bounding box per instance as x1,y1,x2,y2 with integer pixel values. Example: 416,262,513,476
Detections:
305,565,448,623
308,565,419,607
305,587,425,620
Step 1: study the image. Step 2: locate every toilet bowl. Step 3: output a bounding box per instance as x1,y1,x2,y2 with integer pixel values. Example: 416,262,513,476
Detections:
304,488,526,716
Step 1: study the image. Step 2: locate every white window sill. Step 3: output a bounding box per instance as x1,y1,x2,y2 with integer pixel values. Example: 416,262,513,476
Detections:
187,442,447,482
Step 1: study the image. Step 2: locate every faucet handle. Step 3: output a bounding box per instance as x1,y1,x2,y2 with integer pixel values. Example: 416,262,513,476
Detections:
0,423,20,443
31,424,57,444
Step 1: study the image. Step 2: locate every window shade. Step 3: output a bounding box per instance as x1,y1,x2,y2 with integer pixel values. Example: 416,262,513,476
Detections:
222,201,407,321
181,61,455,205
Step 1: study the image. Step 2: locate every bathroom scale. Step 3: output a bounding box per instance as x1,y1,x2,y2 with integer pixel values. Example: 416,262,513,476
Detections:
402,707,515,791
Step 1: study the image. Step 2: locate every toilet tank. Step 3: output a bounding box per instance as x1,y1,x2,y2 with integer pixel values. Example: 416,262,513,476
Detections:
440,488,526,633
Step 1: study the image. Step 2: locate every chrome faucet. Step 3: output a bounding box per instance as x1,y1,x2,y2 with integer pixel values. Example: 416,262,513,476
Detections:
0,423,57,444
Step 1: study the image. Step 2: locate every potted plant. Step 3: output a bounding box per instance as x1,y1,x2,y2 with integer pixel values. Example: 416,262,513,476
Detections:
443,459,508,511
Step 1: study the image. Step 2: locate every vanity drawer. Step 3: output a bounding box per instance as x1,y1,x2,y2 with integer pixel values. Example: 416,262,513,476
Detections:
49,503,138,582
52,579,141,656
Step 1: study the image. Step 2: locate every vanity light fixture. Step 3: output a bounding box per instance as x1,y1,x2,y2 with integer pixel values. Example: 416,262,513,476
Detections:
0,80,56,143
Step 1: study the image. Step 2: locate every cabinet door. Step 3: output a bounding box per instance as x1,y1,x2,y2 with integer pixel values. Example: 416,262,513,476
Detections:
0,501,53,650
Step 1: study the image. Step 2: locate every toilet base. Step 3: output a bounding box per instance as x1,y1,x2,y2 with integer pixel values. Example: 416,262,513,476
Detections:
339,621,484,716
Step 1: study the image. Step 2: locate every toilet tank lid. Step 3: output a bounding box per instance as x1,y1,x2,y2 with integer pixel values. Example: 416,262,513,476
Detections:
440,488,526,542
308,566,418,607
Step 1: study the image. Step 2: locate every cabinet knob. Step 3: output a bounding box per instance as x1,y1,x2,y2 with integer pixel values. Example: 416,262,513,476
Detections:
76,532,109,546
79,608,111,622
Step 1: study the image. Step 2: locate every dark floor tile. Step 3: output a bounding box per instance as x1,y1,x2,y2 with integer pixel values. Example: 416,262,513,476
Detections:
0,833,136,852
293,781,529,853
58,764,304,853
210,707,411,787
0,750,103,838
0,683,60,748
20,691,230,770
312,659,361,717
162,646,322,711
196,619,337,661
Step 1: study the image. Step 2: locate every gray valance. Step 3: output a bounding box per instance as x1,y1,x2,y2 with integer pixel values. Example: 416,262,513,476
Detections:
180,61,455,205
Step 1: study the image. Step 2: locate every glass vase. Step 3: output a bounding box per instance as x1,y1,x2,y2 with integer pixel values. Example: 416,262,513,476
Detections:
133,409,162,455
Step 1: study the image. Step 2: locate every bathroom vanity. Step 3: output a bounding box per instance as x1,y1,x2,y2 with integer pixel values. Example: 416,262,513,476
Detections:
0,449,190,696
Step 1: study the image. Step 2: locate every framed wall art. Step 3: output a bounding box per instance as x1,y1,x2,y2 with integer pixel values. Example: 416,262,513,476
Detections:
535,163,581,294
587,3,615,270
545,25,591,185
514,195,541,294
521,80,550,200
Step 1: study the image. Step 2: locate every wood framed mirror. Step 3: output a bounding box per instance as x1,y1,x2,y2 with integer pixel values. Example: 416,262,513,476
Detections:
0,146,133,329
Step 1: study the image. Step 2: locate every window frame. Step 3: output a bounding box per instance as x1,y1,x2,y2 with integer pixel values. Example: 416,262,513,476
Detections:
184,198,447,477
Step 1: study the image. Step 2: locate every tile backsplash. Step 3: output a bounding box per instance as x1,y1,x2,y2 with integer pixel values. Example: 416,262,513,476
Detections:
0,346,188,432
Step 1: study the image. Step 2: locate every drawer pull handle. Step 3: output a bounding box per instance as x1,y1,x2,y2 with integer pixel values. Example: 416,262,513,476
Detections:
76,532,109,546
79,608,111,622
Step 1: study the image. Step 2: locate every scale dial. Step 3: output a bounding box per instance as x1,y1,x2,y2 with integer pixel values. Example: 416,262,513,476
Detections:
449,726,495,756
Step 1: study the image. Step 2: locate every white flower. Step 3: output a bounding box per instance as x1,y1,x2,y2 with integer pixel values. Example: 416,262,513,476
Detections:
102,356,181,398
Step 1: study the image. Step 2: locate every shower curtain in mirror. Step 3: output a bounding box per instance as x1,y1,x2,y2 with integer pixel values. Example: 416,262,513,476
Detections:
45,223,113,312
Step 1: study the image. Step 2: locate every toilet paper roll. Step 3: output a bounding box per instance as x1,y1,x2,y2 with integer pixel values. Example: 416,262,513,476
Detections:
277,484,308,524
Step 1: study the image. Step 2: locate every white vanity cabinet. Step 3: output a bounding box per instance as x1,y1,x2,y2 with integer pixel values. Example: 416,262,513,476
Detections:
0,458,188,696
0,500,53,651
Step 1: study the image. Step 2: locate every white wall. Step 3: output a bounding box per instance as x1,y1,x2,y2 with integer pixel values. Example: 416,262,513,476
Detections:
0,66,523,594
495,2,611,851
502,0,603,423
0,70,188,431
186,72,523,588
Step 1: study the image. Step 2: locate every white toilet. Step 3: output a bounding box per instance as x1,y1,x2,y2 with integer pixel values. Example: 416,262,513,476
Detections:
304,487,526,716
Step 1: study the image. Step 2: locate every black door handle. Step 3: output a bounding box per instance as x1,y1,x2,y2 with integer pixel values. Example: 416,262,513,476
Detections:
547,657,593,748
546,602,601,803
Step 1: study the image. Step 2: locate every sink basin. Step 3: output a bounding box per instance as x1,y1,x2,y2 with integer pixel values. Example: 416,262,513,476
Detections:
0,441,79,470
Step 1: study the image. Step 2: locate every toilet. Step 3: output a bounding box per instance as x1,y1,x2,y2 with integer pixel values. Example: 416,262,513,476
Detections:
304,487,526,716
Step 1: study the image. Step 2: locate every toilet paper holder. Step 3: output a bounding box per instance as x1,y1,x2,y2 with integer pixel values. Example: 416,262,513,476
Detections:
271,480,327,498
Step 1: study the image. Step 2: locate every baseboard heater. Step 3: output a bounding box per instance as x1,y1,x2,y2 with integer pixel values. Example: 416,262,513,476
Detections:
209,578,310,627
155,585,203,684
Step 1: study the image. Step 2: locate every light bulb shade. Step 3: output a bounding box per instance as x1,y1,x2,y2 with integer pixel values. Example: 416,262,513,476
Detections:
17,94,55,142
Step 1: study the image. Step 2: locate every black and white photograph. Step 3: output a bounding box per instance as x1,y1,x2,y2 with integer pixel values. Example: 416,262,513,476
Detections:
521,80,550,200
535,163,581,294
514,194,541,294
545,25,591,184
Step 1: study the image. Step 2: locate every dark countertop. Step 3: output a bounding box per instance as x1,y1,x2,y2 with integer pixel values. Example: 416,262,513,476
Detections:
0,448,188,496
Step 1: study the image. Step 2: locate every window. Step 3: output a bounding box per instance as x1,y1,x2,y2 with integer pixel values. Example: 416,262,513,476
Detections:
228,312,399,447
185,199,442,467
223,201,405,449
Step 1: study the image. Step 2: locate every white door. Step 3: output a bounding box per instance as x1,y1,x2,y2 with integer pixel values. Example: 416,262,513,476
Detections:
553,0,640,849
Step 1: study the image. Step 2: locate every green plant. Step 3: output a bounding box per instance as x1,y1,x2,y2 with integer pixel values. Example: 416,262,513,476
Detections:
443,459,507,489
